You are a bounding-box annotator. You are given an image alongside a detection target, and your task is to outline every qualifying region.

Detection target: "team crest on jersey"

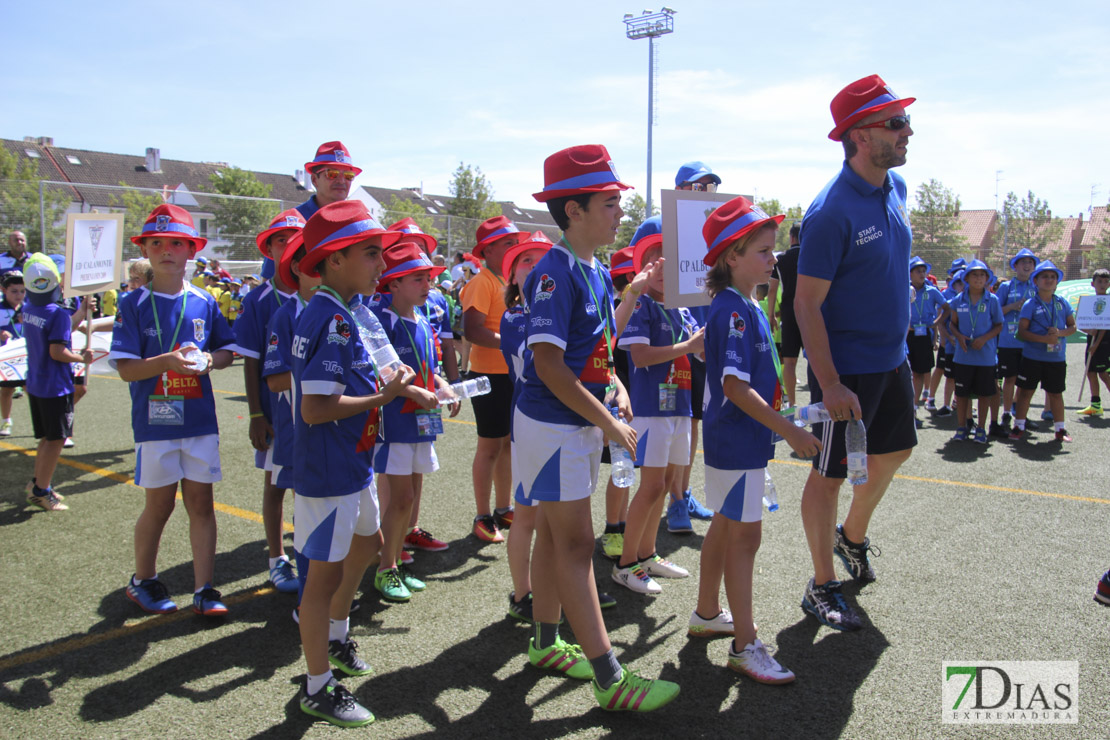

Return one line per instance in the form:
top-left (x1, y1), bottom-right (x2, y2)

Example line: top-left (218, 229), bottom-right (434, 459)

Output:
top-left (327, 313), bottom-right (351, 345)
top-left (369, 293), bottom-right (384, 307)
top-left (268, 332), bottom-right (280, 347)
top-left (634, 300), bottom-right (642, 312)
top-left (729, 312), bottom-right (746, 338)
top-left (191, 318), bottom-right (205, 342)
top-left (534, 274), bottom-right (556, 302)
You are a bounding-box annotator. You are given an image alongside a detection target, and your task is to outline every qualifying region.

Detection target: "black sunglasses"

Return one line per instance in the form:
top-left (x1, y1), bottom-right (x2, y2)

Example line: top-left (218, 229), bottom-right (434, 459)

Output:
top-left (857, 114), bottom-right (911, 131)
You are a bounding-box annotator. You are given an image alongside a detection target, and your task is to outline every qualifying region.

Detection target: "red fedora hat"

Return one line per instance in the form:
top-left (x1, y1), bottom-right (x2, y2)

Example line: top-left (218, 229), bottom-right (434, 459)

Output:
top-left (702, 196), bottom-right (784, 267)
top-left (387, 217), bottom-right (438, 254)
top-left (828, 74), bottom-right (915, 141)
top-left (533, 144), bottom-right (633, 203)
top-left (377, 242), bottom-right (446, 289)
top-left (473, 216), bottom-right (525, 260)
top-left (277, 230), bottom-right (305, 291)
top-left (255, 208), bottom-right (307, 257)
top-left (609, 245), bottom-right (636, 277)
top-left (632, 233), bottom-right (664, 274)
top-left (304, 140), bottom-right (363, 175)
top-left (130, 204), bottom-right (206, 252)
top-left (300, 201), bottom-right (400, 278)
top-left (502, 231), bottom-right (554, 278)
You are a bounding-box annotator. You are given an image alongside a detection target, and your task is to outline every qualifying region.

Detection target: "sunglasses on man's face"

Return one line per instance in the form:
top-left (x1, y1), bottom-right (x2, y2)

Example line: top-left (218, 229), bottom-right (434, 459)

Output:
top-left (688, 182), bottom-right (718, 192)
top-left (857, 114), bottom-right (911, 132)
top-left (320, 168), bottom-right (356, 182)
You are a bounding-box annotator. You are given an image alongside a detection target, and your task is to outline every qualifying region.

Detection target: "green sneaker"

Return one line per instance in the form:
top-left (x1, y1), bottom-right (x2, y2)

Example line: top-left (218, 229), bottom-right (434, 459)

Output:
top-left (600, 532), bottom-right (624, 560)
top-left (594, 666), bottom-right (680, 712)
top-left (374, 567), bottom-right (411, 603)
top-left (399, 566), bottom-right (425, 593)
top-left (528, 637), bottom-right (593, 680)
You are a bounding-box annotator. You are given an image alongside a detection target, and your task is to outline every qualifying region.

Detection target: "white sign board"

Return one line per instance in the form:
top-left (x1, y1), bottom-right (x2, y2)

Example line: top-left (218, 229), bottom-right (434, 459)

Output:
top-left (1075, 294), bottom-right (1110, 331)
top-left (660, 190), bottom-right (751, 308)
top-left (64, 213), bottom-right (125, 296)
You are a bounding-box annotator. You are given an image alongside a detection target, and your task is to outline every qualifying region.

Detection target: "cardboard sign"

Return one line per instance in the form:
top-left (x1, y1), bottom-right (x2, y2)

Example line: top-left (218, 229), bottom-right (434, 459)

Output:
top-left (660, 190), bottom-right (751, 308)
top-left (64, 213), bottom-right (125, 296)
top-left (1075, 294), bottom-right (1110, 331)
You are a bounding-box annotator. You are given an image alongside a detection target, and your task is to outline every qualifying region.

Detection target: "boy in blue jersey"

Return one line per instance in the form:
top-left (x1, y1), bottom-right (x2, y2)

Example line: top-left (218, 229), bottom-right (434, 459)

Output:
top-left (110, 205), bottom-right (240, 616)
top-left (290, 201), bottom-right (413, 727)
top-left (613, 232), bottom-right (703, 595)
top-left (906, 256), bottom-right (946, 426)
top-left (698, 197), bottom-right (819, 683)
top-left (521, 144), bottom-right (679, 711)
top-left (1010, 260), bottom-right (1076, 443)
top-left (1078, 268), bottom-right (1110, 417)
top-left (370, 241), bottom-right (448, 603)
top-left (19, 256), bottom-right (92, 511)
top-left (928, 259), bottom-right (967, 415)
top-left (995, 248), bottom-right (1037, 431)
top-left (238, 209), bottom-right (306, 594)
top-left (0, 270), bottom-right (26, 437)
top-left (941, 260), bottom-right (1003, 444)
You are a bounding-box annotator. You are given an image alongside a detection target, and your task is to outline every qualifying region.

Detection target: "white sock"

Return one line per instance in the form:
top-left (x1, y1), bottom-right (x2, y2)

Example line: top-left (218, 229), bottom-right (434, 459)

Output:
top-left (1054, 421), bottom-right (1065, 432)
top-left (306, 670), bottom-right (333, 696)
top-left (2, 417), bottom-right (10, 423)
top-left (328, 617), bottom-right (349, 643)
top-left (132, 573), bottom-right (155, 586)
top-left (1015, 419), bottom-right (1026, 430)
top-left (268, 555), bottom-right (287, 570)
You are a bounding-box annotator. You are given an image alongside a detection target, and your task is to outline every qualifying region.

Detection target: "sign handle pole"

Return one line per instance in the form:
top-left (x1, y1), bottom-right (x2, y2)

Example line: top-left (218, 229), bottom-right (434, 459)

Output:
top-left (1078, 329), bottom-right (1103, 403)
top-left (84, 312), bottom-right (94, 386)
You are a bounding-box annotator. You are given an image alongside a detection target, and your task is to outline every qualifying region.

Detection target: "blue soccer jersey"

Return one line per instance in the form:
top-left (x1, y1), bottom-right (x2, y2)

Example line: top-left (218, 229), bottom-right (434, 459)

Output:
top-left (799, 163), bottom-right (913, 375)
top-left (22, 301), bottom-right (73, 398)
top-left (234, 280), bottom-right (294, 422)
top-left (500, 303), bottom-right (529, 436)
top-left (292, 290), bottom-right (379, 498)
top-left (617, 294), bottom-right (696, 418)
top-left (948, 291), bottom-right (1003, 366)
top-left (702, 287), bottom-right (781, 470)
top-left (109, 284), bottom-right (239, 443)
top-left (910, 284), bottom-right (946, 339)
top-left (262, 297), bottom-right (304, 474)
top-left (368, 289), bottom-right (451, 374)
top-left (375, 307), bottom-right (440, 443)
top-left (518, 243), bottom-right (616, 427)
top-left (1019, 294), bottom-right (1073, 363)
top-left (0, 297), bottom-right (22, 343)
top-left (997, 278), bottom-right (1035, 350)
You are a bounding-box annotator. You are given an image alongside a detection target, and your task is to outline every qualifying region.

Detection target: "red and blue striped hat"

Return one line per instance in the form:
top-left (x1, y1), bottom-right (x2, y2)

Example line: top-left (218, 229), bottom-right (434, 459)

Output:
top-left (130, 204), bottom-right (206, 251)
top-left (502, 231), bottom-right (554, 278)
top-left (387, 217), bottom-right (438, 255)
top-left (702, 196), bottom-right (784, 267)
top-left (378, 241), bottom-right (446, 289)
top-left (304, 141), bottom-right (363, 175)
top-left (300, 201), bottom-right (400, 278)
top-left (473, 216), bottom-right (525, 259)
top-left (277, 230), bottom-right (305, 290)
top-left (609, 245), bottom-right (636, 277)
top-left (255, 209), bottom-right (307, 257)
top-left (533, 144), bottom-right (633, 203)
top-left (828, 74), bottom-right (915, 141)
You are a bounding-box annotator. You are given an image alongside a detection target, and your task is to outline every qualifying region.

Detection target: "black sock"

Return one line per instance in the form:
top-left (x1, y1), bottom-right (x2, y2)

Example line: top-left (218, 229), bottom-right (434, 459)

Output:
top-left (619, 521), bottom-right (626, 533)
top-left (604, 522), bottom-right (621, 534)
top-left (1093, 396), bottom-right (1101, 405)
top-left (534, 622), bottom-right (559, 650)
top-left (590, 650), bottom-right (623, 690)
top-left (33, 484), bottom-right (49, 496)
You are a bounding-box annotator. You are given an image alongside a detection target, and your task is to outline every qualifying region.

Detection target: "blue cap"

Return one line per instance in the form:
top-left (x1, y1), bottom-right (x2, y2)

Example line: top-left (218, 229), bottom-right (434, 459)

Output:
top-left (48, 253), bottom-right (65, 270)
top-left (961, 259), bottom-right (995, 287)
top-left (674, 161), bottom-right (721, 188)
top-left (195, 256), bottom-right (208, 266)
top-left (1030, 259), bottom-right (1063, 284)
top-left (630, 215), bottom-right (662, 246)
top-left (1009, 248), bottom-right (1037, 270)
top-left (948, 258), bottom-right (967, 276)
top-left (909, 255), bottom-right (932, 274)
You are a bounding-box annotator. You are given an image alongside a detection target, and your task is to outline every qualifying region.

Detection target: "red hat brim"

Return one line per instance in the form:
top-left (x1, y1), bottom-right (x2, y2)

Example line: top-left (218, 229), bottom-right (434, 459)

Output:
top-left (473, 231), bottom-right (527, 260)
top-left (632, 234), bottom-right (664, 275)
top-left (377, 264), bottom-right (447, 289)
top-left (299, 230), bottom-right (402, 279)
top-left (304, 162), bottom-right (363, 176)
top-left (828, 97), bottom-right (916, 141)
top-left (532, 181), bottom-right (633, 204)
top-left (502, 240), bottom-right (553, 277)
top-left (255, 226), bottom-right (303, 258)
top-left (703, 215), bottom-right (785, 267)
top-left (277, 232), bottom-right (304, 291)
top-left (130, 234), bottom-right (206, 253)
top-left (394, 232), bottom-right (438, 255)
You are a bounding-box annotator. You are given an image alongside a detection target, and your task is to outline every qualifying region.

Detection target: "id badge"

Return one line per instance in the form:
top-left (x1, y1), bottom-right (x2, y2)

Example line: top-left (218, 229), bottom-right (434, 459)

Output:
top-left (1049, 342), bottom-right (1061, 354)
top-left (1007, 321), bottom-right (1018, 337)
top-left (913, 324), bottom-right (928, 337)
top-left (416, 409), bottom-right (444, 436)
top-left (658, 384), bottom-right (677, 412)
top-left (148, 395), bottom-right (184, 426)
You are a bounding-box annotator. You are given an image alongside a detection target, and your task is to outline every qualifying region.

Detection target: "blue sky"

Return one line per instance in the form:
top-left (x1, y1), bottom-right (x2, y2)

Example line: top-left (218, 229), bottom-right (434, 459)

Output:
top-left (2, 1), bottom-right (1107, 219)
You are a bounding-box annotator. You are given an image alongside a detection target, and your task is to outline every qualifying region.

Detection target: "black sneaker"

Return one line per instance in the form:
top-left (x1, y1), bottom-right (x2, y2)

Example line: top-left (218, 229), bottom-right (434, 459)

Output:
top-left (1001, 412), bottom-right (1012, 426)
top-left (300, 677), bottom-right (374, 728)
top-left (508, 591), bottom-right (534, 623)
top-left (328, 638), bottom-right (373, 676)
top-left (934, 406), bottom-right (953, 418)
top-left (990, 421), bottom-right (1008, 438)
top-left (801, 578), bottom-right (861, 631)
top-left (833, 524), bottom-right (878, 583)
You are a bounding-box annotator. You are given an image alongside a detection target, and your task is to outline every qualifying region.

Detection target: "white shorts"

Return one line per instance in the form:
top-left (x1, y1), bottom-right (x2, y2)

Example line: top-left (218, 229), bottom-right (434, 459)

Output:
top-left (633, 416), bottom-right (691, 468)
top-left (704, 465), bottom-right (765, 523)
top-left (294, 483), bottom-right (380, 562)
top-left (373, 441), bottom-right (440, 475)
top-left (135, 434), bottom-right (222, 489)
top-left (510, 440), bottom-right (536, 508)
top-left (253, 442), bottom-right (273, 472)
top-left (513, 408), bottom-right (603, 503)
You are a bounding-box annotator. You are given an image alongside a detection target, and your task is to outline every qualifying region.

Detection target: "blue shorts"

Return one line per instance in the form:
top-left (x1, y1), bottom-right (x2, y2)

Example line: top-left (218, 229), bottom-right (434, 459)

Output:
top-left (513, 408), bottom-right (603, 503)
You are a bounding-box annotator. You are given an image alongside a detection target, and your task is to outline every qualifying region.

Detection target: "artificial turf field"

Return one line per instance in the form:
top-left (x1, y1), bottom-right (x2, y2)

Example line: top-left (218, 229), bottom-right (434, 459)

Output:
top-left (1, 352), bottom-right (1107, 739)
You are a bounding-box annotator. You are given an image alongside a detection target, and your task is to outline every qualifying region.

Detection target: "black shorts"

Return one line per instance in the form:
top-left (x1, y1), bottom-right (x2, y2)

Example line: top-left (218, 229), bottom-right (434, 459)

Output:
top-left (690, 356), bottom-right (705, 421)
top-left (997, 347), bottom-right (1023, 378)
top-left (808, 359), bottom-right (917, 480)
top-left (28, 392), bottom-right (74, 441)
top-left (952, 363), bottom-right (999, 398)
top-left (470, 371), bottom-right (512, 438)
top-left (1016, 358), bottom-right (1066, 394)
top-left (0, 379), bottom-right (25, 388)
top-left (1086, 333), bottom-right (1110, 374)
top-left (73, 374), bottom-right (86, 387)
top-left (937, 346), bottom-right (955, 377)
top-left (780, 311), bottom-right (803, 359)
top-left (905, 333), bottom-right (935, 374)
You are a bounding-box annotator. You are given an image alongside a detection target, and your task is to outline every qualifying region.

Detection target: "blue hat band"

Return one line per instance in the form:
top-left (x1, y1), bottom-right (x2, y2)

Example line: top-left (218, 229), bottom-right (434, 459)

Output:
top-left (315, 218), bottom-right (385, 249)
top-left (312, 152), bottom-right (353, 165)
top-left (142, 221), bottom-right (198, 239)
top-left (848, 91), bottom-right (900, 119)
top-left (482, 225), bottom-right (520, 241)
top-left (709, 208), bottom-right (771, 251)
top-left (543, 169), bottom-right (619, 193)
top-left (382, 256), bottom-right (434, 281)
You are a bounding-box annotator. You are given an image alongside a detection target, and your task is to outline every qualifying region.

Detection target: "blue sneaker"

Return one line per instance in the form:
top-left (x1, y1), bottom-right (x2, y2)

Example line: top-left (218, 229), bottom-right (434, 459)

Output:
top-left (1041, 409), bottom-right (1054, 421)
top-left (269, 557), bottom-right (299, 594)
top-left (951, 427), bottom-right (968, 441)
top-left (192, 584), bottom-right (229, 617)
top-left (126, 576), bottom-right (178, 614)
top-left (684, 491), bottom-right (714, 520)
top-left (666, 499), bottom-right (693, 534)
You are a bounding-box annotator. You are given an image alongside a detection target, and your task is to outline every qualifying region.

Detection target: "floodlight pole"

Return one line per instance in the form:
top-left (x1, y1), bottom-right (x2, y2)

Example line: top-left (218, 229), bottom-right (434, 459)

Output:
top-left (646, 35), bottom-right (655, 216)
top-left (624, 10), bottom-right (674, 218)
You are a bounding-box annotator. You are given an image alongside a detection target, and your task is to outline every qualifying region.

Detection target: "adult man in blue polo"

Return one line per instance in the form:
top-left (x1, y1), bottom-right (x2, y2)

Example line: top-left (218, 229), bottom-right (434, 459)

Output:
top-left (794, 75), bottom-right (917, 631)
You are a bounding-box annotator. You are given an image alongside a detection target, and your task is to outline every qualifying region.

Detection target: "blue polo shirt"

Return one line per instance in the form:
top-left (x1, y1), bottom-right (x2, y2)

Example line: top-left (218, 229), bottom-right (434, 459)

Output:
top-left (234, 280), bottom-right (295, 422)
top-left (909, 284), bottom-right (946, 338)
top-left (22, 301), bottom-right (73, 398)
top-left (373, 307), bottom-right (439, 444)
top-left (798, 162), bottom-right (913, 374)
top-left (292, 289), bottom-right (379, 498)
top-left (617, 294), bottom-right (696, 418)
top-left (109, 284), bottom-right (240, 442)
top-left (947, 290), bottom-right (1003, 367)
top-left (519, 243), bottom-right (616, 427)
top-left (1019, 294), bottom-right (1072, 363)
top-left (262, 297), bottom-right (305, 474)
top-left (702, 287), bottom-right (780, 470)
top-left (996, 278), bottom-right (1035, 349)
top-left (0, 297), bottom-right (22, 343)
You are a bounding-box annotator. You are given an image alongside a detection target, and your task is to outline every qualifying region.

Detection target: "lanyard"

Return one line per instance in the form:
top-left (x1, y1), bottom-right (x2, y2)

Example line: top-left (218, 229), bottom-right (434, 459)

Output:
top-left (562, 238), bottom-right (617, 392)
top-left (913, 287), bottom-right (930, 323)
top-left (397, 312), bottom-right (433, 389)
top-left (151, 289), bottom-right (188, 355)
top-left (316, 285), bottom-right (346, 305)
top-left (966, 293), bottom-right (986, 335)
top-left (1033, 295), bottom-right (1057, 331)
top-left (270, 280), bottom-right (285, 307)
top-left (651, 299), bottom-right (686, 383)
top-left (732, 287), bottom-right (783, 386)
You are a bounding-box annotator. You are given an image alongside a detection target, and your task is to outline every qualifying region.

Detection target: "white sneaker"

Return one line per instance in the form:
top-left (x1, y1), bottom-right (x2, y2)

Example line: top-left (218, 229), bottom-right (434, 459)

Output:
top-left (688, 608), bottom-right (734, 637)
top-left (63, 437), bottom-right (75, 448)
top-left (728, 638), bottom-right (795, 684)
top-left (641, 553), bottom-right (689, 579)
top-left (0, 420), bottom-right (11, 436)
top-left (611, 563), bottom-right (662, 595)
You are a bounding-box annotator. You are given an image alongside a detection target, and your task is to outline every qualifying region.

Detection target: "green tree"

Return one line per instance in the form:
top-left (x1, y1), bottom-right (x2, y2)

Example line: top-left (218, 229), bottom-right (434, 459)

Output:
top-left (996, 190), bottom-right (1064, 260)
top-left (381, 195), bottom-right (440, 242)
top-left (756, 198), bottom-right (805, 253)
top-left (613, 192), bottom-right (657, 254)
top-left (446, 163), bottom-right (500, 252)
top-left (206, 167), bottom-right (281, 260)
top-left (109, 182), bottom-right (165, 259)
top-left (909, 179), bottom-right (968, 268)
top-left (0, 146), bottom-right (72, 254)
top-left (1087, 201), bottom-right (1110, 271)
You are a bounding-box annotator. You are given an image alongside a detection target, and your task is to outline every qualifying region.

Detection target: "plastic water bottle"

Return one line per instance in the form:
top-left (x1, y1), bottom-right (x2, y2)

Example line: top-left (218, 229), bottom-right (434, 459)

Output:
top-left (351, 304), bottom-right (402, 380)
top-left (846, 419), bottom-right (868, 486)
top-left (793, 402), bottom-right (833, 427)
top-left (608, 406), bottom-right (636, 488)
top-left (180, 342), bottom-right (208, 373)
top-left (436, 376), bottom-right (492, 405)
top-left (762, 469), bottom-right (779, 512)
